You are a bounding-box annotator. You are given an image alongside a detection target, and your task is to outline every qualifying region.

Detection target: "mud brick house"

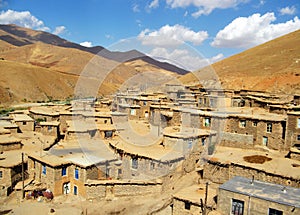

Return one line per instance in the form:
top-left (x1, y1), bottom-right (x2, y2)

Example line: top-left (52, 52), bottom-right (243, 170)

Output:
top-left (218, 176), bottom-right (300, 215)
top-left (29, 107), bottom-right (60, 122)
top-left (0, 119), bottom-right (18, 134)
top-left (0, 150), bottom-right (25, 197)
top-left (117, 104), bottom-right (141, 120)
top-left (0, 135), bottom-right (22, 151)
top-left (37, 121), bottom-right (60, 139)
top-left (27, 139), bottom-right (118, 197)
top-left (286, 111), bottom-right (300, 160)
top-left (172, 184), bottom-right (218, 215)
top-left (223, 109), bottom-right (287, 150)
top-left (203, 146), bottom-right (300, 188)
top-left (11, 114), bottom-right (34, 132)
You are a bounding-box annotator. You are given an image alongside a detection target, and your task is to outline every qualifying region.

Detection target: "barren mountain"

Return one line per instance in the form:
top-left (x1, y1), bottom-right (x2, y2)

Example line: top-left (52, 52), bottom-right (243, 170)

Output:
top-left (0, 24), bottom-right (188, 75)
top-left (180, 30), bottom-right (300, 94)
top-left (0, 25), bottom-right (181, 106)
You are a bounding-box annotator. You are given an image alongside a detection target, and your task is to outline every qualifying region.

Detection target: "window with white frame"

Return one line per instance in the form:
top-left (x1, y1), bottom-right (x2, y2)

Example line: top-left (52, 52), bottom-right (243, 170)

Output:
top-left (267, 123), bottom-right (272, 133)
top-left (298, 118), bottom-right (300, 128)
top-left (239, 120), bottom-right (246, 128)
top-left (204, 118), bottom-right (211, 127)
top-left (231, 199), bottom-right (244, 215)
top-left (131, 157), bottom-right (138, 169)
top-left (42, 165), bottom-right (46, 175)
top-left (268, 208), bottom-right (283, 215)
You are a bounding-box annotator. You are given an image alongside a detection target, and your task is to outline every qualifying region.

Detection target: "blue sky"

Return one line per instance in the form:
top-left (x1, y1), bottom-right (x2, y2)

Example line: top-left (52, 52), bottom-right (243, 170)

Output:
top-left (0, 0), bottom-right (299, 70)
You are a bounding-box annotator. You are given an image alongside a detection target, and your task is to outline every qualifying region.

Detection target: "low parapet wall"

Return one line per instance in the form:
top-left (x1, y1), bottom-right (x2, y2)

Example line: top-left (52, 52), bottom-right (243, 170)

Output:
top-left (85, 179), bottom-right (162, 199)
top-left (219, 132), bottom-right (253, 148)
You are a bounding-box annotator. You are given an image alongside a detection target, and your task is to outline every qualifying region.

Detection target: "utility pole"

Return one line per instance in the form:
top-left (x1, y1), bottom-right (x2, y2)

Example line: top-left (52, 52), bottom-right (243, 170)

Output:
top-left (203, 182), bottom-right (209, 215)
top-left (21, 152), bottom-right (25, 199)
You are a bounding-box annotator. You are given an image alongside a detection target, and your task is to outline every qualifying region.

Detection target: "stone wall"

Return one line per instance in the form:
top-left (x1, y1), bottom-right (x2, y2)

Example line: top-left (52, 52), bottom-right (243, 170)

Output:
top-left (85, 180), bottom-right (162, 200)
top-left (0, 142), bottom-right (22, 151)
top-left (173, 197), bottom-right (202, 215)
top-left (218, 189), bottom-right (300, 215)
top-left (286, 114), bottom-right (300, 149)
top-left (203, 160), bottom-right (300, 188)
top-left (219, 132), bottom-right (254, 149)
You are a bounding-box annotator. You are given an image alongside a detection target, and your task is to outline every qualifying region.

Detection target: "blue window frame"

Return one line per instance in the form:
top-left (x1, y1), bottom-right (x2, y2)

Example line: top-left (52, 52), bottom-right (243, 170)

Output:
top-left (74, 185), bottom-right (78, 195)
top-left (62, 167), bottom-right (67, 176)
top-left (42, 165), bottom-right (46, 175)
top-left (74, 168), bottom-right (79, 179)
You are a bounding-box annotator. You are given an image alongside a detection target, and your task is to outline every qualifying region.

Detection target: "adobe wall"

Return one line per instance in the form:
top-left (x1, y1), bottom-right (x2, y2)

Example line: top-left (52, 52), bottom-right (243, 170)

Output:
top-left (16, 121), bottom-right (34, 132)
top-left (286, 114), bottom-right (300, 149)
top-left (85, 181), bottom-right (162, 200)
top-left (173, 198), bottom-right (201, 215)
top-left (203, 161), bottom-right (300, 188)
top-left (219, 132), bottom-right (253, 149)
top-left (218, 189), bottom-right (300, 215)
top-left (0, 167), bottom-right (11, 188)
top-left (29, 113), bottom-right (59, 122)
top-left (0, 142), bottom-right (22, 151)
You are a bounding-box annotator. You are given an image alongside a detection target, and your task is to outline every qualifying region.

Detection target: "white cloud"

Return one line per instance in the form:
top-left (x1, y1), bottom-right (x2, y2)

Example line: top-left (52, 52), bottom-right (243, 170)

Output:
top-left (280, 6), bottom-right (296, 16)
top-left (138, 24), bottom-right (208, 47)
top-left (166, 0), bottom-right (248, 18)
top-left (132, 4), bottom-right (140, 12)
top-left (149, 0), bottom-right (159, 9)
top-left (0, 9), bottom-right (50, 31)
top-left (53, 25), bottom-right (66, 35)
top-left (149, 47), bottom-right (224, 71)
top-left (211, 13), bottom-right (300, 49)
top-left (80, 41), bottom-right (93, 47)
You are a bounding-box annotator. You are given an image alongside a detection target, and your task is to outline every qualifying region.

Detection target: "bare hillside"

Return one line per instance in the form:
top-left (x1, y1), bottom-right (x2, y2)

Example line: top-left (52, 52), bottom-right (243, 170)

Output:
top-left (180, 30), bottom-right (300, 94)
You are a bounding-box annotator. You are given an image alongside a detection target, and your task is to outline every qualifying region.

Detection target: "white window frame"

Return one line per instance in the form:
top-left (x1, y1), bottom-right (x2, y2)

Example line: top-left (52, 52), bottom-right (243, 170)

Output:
top-left (239, 120), bottom-right (246, 128)
top-left (267, 123), bottom-right (272, 133)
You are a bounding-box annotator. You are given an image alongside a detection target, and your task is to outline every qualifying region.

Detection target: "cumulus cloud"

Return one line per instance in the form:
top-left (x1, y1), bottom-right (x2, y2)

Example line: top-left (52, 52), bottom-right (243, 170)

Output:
top-left (149, 47), bottom-right (224, 71)
top-left (53, 26), bottom-right (66, 35)
top-left (80, 41), bottom-right (93, 47)
top-left (211, 13), bottom-right (300, 49)
top-left (0, 9), bottom-right (50, 31)
top-left (149, 0), bottom-right (159, 9)
top-left (165, 0), bottom-right (248, 18)
top-left (132, 4), bottom-right (140, 12)
top-left (138, 24), bottom-right (208, 47)
top-left (280, 6), bottom-right (296, 15)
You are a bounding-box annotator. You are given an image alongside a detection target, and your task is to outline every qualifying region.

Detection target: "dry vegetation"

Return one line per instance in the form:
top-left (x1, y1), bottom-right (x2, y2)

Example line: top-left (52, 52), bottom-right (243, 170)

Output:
top-left (180, 30), bottom-right (300, 94)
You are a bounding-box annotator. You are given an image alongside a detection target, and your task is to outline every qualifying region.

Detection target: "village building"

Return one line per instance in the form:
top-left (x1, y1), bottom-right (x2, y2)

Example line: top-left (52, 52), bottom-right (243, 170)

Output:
top-left (202, 146), bottom-right (300, 188)
top-left (29, 106), bottom-right (60, 122)
top-left (0, 135), bottom-right (22, 151)
top-left (35, 121), bottom-right (60, 140)
top-left (10, 114), bottom-right (34, 132)
top-left (172, 184), bottom-right (218, 215)
top-left (218, 176), bottom-right (300, 215)
top-left (27, 138), bottom-right (118, 197)
top-left (0, 118), bottom-right (19, 134)
top-left (0, 150), bottom-right (25, 197)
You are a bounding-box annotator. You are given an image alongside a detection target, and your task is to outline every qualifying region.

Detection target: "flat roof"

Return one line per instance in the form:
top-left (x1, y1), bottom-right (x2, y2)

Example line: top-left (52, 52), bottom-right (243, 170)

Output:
top-left (179, 107), bottom-right (286, 121)
top-left (0, 150), bottom-right (23, 167)
top-left (109, 137), bottom-right (184, 162)
top-left (29, 107), bottom-right (60, 116)
top-left (39, 121), bottom-right (60, 126)
top-left (163, 126), bottom-right (213, 138)
top-left (220, 176), bottom-right (300, 208)
top-left (0, 134), bottom-right (22, 144)
top-left (173, 184), bottom-right (217, 206)
top-left (11, 114), bottom-right (34, 122)
top-left (0, 119), bottom-right (18, 128)
top-left (208, 146), bottom-right (300, 179)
